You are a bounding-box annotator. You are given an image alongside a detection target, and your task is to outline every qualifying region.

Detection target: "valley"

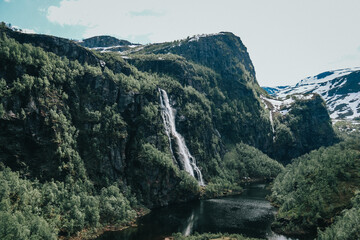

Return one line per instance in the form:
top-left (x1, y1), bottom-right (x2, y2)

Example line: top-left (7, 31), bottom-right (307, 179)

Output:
top-left (0, 21), bottom-right (359, 240)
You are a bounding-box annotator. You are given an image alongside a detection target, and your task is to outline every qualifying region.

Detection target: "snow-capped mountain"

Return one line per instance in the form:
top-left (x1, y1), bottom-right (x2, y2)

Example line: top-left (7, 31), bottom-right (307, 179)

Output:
top-left (264, 68), bottom-right (360, 119)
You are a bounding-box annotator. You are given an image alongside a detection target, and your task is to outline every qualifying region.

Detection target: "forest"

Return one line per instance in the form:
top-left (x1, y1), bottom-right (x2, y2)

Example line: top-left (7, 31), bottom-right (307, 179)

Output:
top-left (270, 129), bottom-right (360, 239)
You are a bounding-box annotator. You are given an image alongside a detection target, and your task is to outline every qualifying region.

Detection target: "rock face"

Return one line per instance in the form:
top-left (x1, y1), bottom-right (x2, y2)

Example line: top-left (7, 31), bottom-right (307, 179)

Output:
top-left (138, 32), bottom-right (262, 97)
top-left (128, 33), bottom-right (273, 153)
top-left (0, 25), bottom-right (337, 207)
top-left (264, 68), bottom-right (360, 119)
top-left (262, 94), bottom-right (337, 164)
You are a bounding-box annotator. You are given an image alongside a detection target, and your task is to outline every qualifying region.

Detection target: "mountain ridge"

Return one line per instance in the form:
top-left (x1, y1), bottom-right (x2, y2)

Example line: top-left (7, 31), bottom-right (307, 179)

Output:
top-left (263, 67), bottom-right (360, 119)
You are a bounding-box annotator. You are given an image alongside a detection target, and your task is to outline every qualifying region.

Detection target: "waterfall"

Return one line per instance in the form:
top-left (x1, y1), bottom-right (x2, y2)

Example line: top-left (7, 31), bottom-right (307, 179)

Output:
top-left (269, 110), bottom-right (276, 141)
top-left (158, 88), bottom-right (205, 186)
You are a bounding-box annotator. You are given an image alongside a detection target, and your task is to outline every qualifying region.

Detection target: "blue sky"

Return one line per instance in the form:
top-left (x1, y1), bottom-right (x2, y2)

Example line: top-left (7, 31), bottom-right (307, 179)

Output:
top-left (1, 0), bottom-right (360, 87)
top-left (0, 0), bottom-right (87, 39)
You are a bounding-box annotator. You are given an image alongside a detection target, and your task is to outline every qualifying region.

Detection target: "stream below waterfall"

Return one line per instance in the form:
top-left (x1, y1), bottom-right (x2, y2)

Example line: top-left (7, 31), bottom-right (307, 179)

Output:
top-left (97, 183), bottom-right (307, 240)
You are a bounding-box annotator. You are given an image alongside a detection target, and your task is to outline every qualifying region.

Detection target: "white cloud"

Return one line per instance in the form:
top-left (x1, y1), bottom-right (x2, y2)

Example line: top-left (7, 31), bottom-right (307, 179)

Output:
top-left (46, 0), bottom-right (360, 87)
top-left (47, 0), bottom-right (172, 42)
top-left (4, 0), bottom-right (11, 2)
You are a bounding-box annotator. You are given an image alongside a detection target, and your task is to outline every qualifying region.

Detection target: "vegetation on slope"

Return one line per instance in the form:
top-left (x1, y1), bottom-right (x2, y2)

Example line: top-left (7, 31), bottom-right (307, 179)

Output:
top-left (203, 143), bottom-right (284, 198)
top-left (270, 139), bottom-right (360, 236)
top-left (224, 143), bottom-right (284, 179)
top-left (0, 166), bottom-right (138, 239)
top-left (0, 29), bottom-right (142, 238)
top-left (271, 94), bottom-right (338, 164)
top-left (317, 190), bottom-right (360, 240)
top-left (127, 53), bottom-right (273, 154)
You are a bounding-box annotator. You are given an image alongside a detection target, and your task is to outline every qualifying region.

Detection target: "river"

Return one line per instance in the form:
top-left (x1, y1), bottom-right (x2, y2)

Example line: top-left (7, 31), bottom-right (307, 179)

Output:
top-left (97, 183), bottom-right (296, 240)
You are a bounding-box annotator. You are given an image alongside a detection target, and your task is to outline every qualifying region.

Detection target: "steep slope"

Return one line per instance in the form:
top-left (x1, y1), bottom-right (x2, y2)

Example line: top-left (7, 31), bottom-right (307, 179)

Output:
top-left (264, 68), bottom-right (360, 119)
top-left (136, 32), bottom-right (264, 96)
top-left (0, 26), bottom-right (200, 210)
top-left (270, 139), bottom-right (360, 237)
top-left (124, 33), bottom-right (274, 153)
top-left (81, 32), bottom-right (338, 163)
top-left (261, 93), bottom-right (337, 164)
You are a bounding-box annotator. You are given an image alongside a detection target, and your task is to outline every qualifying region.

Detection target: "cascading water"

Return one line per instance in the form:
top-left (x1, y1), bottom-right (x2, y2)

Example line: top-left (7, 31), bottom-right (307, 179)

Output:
top-left (269, 110), bottom-right (276, 141)
top-left (158, 88), bottom-right (205, 186)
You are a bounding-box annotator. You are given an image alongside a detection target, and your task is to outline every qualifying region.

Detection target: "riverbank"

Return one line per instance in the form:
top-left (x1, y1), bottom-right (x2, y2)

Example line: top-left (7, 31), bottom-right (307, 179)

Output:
top-left (201, 178), bottom-right (274, 199)
top-left (166, 232), bottom-right (261, 240)
top-left (63, 207), bottom-right (150, 240)
top-left (95, 183), bottom-right (291, 240)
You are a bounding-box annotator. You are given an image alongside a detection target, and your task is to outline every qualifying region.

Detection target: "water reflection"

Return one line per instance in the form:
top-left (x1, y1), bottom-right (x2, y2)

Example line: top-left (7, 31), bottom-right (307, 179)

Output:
top-left (97, 183), bottom-right (298, 240)
top-left (183, 210), bottom-right (195, 236)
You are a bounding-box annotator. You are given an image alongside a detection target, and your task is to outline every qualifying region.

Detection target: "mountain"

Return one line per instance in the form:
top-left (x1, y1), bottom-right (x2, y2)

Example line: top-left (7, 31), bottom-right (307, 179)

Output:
top-left (78, 35), bottom-right (141, 53)
top-left (79, 35), bottom-right (133, 48)
top-left (264, 68), bottom-right (360, 119)
top-left (0, 23), bottom-right (338, 238)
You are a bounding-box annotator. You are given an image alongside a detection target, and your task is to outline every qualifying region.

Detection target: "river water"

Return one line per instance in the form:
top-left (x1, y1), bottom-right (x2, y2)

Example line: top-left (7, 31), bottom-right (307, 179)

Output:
top-left (97, 183), bottom-right (295, 240)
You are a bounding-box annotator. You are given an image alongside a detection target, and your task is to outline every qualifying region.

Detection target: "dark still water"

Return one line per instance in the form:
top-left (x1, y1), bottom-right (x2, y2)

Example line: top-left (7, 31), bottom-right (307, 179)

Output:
top-left (97, 183), bottom-right (294, 240)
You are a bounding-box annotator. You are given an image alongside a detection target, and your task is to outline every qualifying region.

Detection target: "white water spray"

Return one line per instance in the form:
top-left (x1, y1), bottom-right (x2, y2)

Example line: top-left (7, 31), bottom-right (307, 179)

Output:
top-left (158, 88), bottom-right (205, 186)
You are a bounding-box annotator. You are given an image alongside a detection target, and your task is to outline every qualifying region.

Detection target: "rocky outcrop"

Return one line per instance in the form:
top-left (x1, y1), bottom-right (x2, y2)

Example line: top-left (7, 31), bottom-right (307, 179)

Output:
top-left (268, 94), bottom-right (338, 164)
top-left (138, 32), bottom-right (263, 98)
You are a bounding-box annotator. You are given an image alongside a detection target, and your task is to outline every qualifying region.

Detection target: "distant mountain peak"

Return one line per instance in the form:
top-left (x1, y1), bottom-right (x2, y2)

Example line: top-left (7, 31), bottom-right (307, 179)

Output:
top-left (79, 35), bottom-right (134, 48)
top-left (78, 35), bottom-right (141, 53)
top-left (263, 67), bottom-right (360, 120)
top-left (295, 67), bottom-right (360, 87)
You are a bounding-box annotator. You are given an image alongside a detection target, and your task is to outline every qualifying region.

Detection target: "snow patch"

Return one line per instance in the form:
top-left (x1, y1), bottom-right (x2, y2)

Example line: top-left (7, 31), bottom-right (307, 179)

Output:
top-left (273, 67), bottom-right (360, 119)
top-left (188, 33), bottom-right (225, 42)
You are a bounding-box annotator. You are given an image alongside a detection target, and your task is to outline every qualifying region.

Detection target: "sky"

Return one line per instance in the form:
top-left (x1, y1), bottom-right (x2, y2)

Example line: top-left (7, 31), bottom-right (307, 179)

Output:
top-left (1, 0), bottom-right (360, 87)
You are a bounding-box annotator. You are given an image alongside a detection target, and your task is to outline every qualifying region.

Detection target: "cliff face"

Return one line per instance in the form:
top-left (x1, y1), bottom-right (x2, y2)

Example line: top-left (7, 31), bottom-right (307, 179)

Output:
top-left (0, 27), bottom-right (203, 207)
top-left (129, 33), bottom-right (273, 152)
top-left (269, 94), bottom-right (337, 164)
top-left (138, 32), bottom-right (262, 96)
top-left (0, 25), bottom-right (337, 207)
